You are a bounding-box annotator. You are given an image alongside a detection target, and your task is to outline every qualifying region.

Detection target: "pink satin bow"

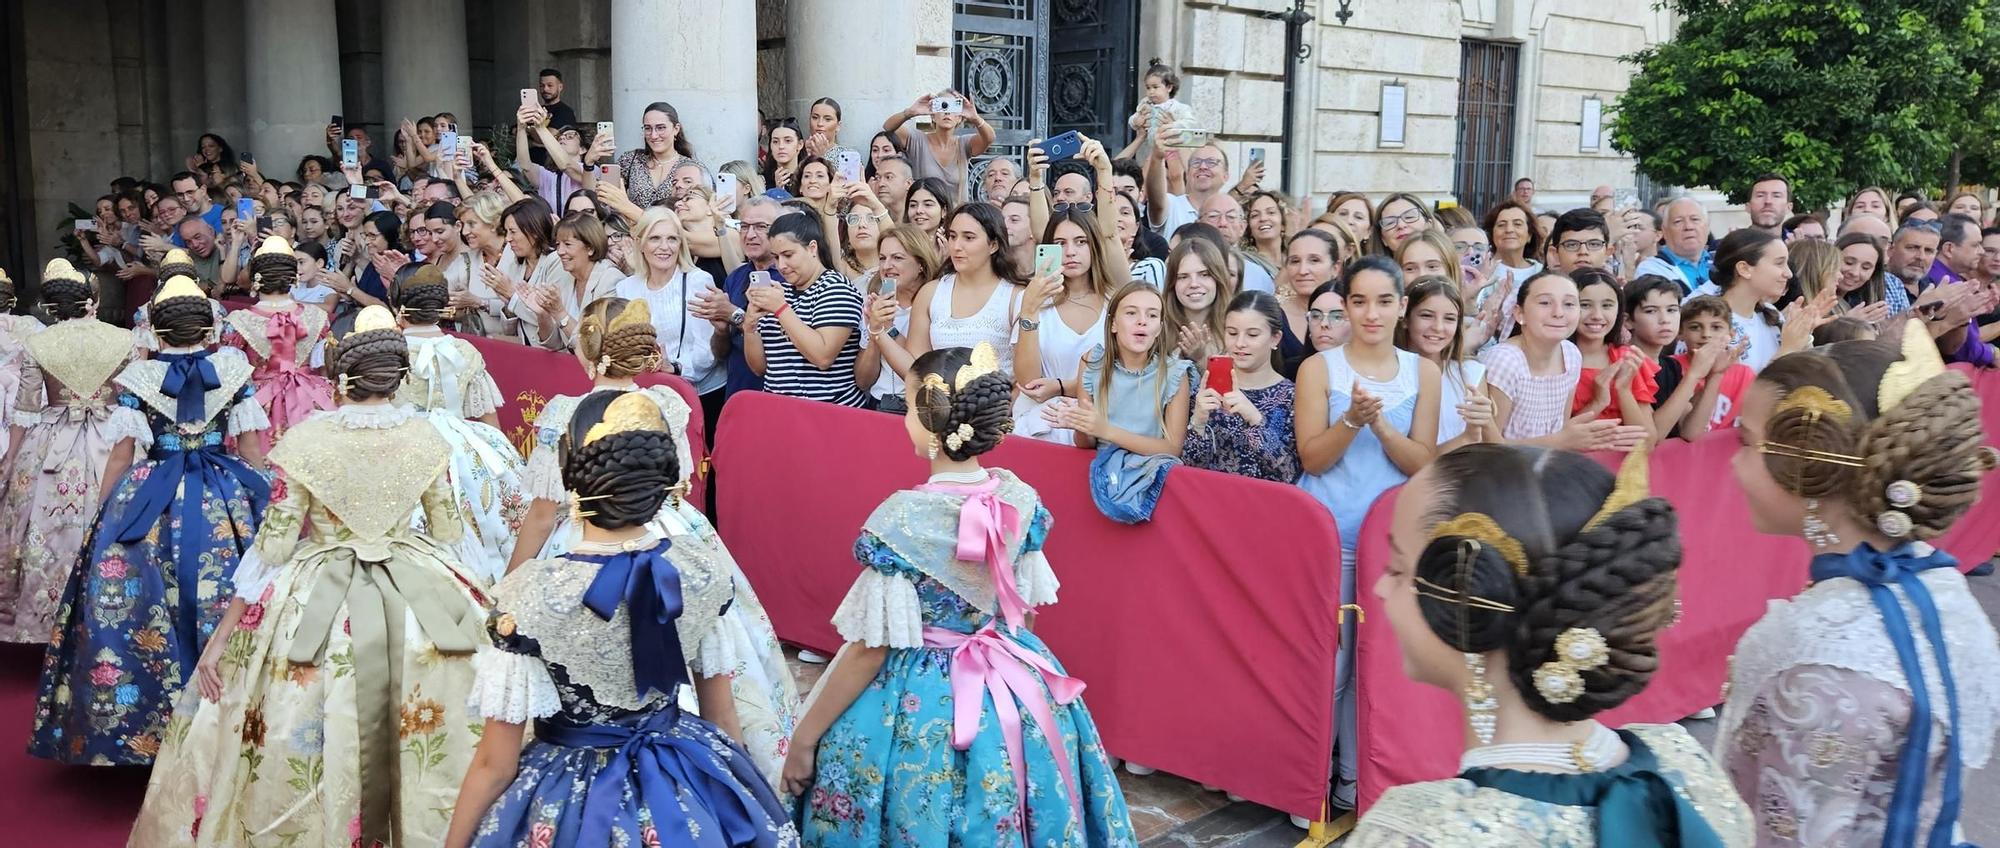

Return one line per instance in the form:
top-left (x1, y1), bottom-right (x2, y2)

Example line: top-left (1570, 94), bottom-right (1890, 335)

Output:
top-left (264, 308), bottom-right (307, 374)
top-left (923, 624), bottom-right (1087, 826)
top-left (918, 475), bottom-right (1029, 627)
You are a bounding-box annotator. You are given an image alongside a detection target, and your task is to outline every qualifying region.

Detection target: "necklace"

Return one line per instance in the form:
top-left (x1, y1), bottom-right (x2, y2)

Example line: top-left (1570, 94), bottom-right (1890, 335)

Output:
top-left (1459, 721), bottom-right (1623, 774)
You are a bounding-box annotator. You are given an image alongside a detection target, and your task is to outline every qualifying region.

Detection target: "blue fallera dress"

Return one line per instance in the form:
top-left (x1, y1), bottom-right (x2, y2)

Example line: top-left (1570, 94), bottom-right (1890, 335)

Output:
top-left (471, 534), bottom-right (798, 847)
top-left (798, 468), bottom-right (1136, 847)
top-left (30, 347), bottom-right (270, 765)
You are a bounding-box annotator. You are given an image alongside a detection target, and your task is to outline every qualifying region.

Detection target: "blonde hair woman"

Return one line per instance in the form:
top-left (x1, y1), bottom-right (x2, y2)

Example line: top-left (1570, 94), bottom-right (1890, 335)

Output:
top-left (615, 207), bottom-right (725, 404)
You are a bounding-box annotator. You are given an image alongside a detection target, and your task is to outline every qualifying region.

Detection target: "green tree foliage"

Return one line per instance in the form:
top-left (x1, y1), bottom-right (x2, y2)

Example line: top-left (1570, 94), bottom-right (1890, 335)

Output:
top-left (1612, 0), bottom-right (1994, 208)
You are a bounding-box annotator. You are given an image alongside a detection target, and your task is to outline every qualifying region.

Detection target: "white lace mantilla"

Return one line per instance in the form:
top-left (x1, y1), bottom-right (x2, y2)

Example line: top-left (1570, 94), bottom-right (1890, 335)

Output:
top-left (466, 645), bottom-right (562, 723)
top-left (1719, 564), bottom-right (2000, 769)
top-left (314, 402), bottom-right (423, 430)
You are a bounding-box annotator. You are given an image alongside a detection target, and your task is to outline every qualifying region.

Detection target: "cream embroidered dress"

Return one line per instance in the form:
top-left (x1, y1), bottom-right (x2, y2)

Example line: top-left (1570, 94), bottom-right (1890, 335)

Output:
top-left (398, 330), bottom-right (527, 584)
top-left (524, 386), bottom-right (799, 784)
top-left (0, 316), bottom-right (143, 643)
top-left (129, 403), bottom-right (489, 848)
top-left (0, 311), bottom-right (45, 457)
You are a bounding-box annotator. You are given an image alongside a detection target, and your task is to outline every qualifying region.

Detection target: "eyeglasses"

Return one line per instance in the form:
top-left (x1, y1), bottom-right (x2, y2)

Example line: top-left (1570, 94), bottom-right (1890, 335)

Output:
top-left (739, 222), bottom-right (772, 233)
top-left (1306, 309), bottom-right (1348, 324)
top-left (1053, 202), bottom-right (1095, 213)
top-left (1558, 239), bottom-right (1609, 252)
top-left (1382, 211), bottom-right (1426, 228)
top-left (642, 124), bottom-right (674, 137)
top-left (1454, 241), bottom-right (1491, 257)
top-left (843, 212), bottom-right (882, 226)
top-left (1203, 211), bottom-right (1244, 224)
top-left (1189, 157), bottom-right (1223, 169)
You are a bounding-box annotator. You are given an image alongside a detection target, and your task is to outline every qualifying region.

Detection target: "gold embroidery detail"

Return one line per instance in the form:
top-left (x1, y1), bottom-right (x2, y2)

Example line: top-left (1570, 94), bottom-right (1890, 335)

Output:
top-left (22, 319), bottom-right (134, 400)
top-left (267, 414), bottom-right (451, 541)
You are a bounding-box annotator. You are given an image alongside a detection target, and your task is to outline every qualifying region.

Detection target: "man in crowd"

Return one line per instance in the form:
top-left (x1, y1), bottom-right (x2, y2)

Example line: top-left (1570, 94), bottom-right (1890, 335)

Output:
top-left (1887, 220), bottom-right (1941, 305)
top-left (1145, 129), bottom-right (1234, 235)
top-left (178, 216), bottom-right (245, 295)
top-left (1783, 214), bottom-right (1826, 242)
top-left (869, 155), bottom-right (914, 223)
top-left (697, 196), bottom-right (787, 400)
top-left (1512, 177), bottom-right (1535, 208)
top-left (1635, 197), bottom-right (1711, 293)
top-left (980, 157), bottom-right (1020, 201)
top-left (169, 171), bottom-right (225, 247)
top-left (528, 68), bottom-right (577, 167)
top-left (1838, 213), bottom-right (1893, 251)
top-left (1931, 214), bottom-right (1981, 286)
top-left (1743, 173), bottom-right (1791, 237)
top-left (1196, 192), bottom-right (1274, 294)
top-left (1589, 185), bottom-right (1614, 213)
top-left (1048, 160), bottom-right (1095, 205)
top-left (1548, 209), bottom-right (1611, 273)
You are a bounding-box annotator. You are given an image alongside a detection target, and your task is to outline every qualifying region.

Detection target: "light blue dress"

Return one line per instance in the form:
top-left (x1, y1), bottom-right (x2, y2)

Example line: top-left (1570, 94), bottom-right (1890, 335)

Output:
top-left (798, 469), bottom-right (1137, 847)
top-left (1297, 346), bottom-right (1420, 808)
top-left (1078, 345), bottom-right (1194, 523)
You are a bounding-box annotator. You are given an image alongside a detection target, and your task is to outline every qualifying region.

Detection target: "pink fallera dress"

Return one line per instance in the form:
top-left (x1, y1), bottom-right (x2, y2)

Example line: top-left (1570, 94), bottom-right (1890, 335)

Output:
top-left (219, 301), bottom-right (334, 440)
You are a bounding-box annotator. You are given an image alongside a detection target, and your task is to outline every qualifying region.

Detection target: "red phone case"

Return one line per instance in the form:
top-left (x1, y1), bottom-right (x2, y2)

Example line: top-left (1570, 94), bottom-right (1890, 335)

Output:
top-left (1206, 355), bottom-right (1233, 395)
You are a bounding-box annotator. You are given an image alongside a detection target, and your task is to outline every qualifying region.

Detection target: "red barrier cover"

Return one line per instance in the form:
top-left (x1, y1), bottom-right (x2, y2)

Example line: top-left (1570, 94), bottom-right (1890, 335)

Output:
top-left (453, 333), bottom-right (707, 510)
top-left (710, 391), bottom-right (1344, 819)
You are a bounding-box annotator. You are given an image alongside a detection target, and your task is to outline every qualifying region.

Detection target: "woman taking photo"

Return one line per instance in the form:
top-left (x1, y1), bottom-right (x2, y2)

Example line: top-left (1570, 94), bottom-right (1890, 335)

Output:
top-left (830, 183), bottom-right (891, 285)
top-left (1295, 256), bottom-right (1440, 814)
top-left (348, 210), bottom-right (404, 309)
top-left (1162, 237), bottom-right (1234, 364)
top-left (883, 89), bottom-right (998, 204)
top-left (1278, 229), bottom-right (1343, 378)
top-left (1398, 276), bottom-right (1494, 451)
top-left (615, 208), bottom-right (725, 426)
top-left (874, 203), bottom-right (1026, 384)
top-left (1013, 207), bottom-right (1120, 443)
top-left (615, 101), bottom-right (695, 209)
top-left (1185, 290), bottom-right (1301, 482)
top-left (854, 225), bottom-right (943, 411)
top-left (744, 213), bottom-right (870, 407)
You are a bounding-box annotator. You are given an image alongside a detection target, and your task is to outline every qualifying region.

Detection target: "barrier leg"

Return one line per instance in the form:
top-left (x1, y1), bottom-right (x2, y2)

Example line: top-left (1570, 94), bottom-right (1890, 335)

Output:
top-left (1293, 800), bottom-right (1356, 847)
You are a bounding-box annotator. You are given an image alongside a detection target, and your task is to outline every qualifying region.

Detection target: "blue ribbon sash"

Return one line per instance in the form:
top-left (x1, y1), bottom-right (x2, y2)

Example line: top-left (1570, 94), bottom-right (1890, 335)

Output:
top-left (535, 709), bottom-right (775, 847)
top-left (1462, 731), bottom-right (1727, 848)
top-left (570, 541), bottom-right (689, 700)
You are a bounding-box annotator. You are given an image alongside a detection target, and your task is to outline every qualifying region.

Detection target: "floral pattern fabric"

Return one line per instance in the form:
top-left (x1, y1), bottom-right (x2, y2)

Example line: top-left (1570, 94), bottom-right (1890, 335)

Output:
top-left (1182, 380), bottom-right (1301, 483)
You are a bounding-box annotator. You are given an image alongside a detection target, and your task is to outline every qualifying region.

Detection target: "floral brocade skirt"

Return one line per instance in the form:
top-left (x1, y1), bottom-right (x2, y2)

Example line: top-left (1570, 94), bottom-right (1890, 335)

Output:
top-left (30, 460), bottom-right (259, 765)
top-left (796, 632), bottom-right (1137, 848)
top-left (0, 415), bottom-right (121, 643)
top-left (128, 538), bottom-right (486, 847)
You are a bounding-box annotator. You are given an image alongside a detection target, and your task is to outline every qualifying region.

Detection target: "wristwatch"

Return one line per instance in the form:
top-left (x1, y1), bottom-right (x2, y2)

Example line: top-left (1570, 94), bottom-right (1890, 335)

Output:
top-left (729, 308), bottom-right (746, 327)
top-left (1016, 317), bottom-right (1039, 332)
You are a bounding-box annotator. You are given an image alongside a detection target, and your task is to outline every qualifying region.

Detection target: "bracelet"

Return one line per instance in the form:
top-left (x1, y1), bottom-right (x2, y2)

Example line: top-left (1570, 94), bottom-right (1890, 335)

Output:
top-left (1339, 415), bottom-right (1364, 430)
top-left (775, 303), bottom-right (792, 319)
top-left (1056, 377), bottom-right (1065, 395)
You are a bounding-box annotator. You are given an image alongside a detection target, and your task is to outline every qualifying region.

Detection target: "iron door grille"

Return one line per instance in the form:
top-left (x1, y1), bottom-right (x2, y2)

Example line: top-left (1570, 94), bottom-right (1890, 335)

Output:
top-left (1454, 39), bottom-right (1520, 219)
top-left (955, 0), bottom-right (1049, 196)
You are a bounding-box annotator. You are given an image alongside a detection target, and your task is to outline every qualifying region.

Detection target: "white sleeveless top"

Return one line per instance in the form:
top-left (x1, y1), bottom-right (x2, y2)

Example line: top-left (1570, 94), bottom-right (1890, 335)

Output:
top-left (927, 274), bottom-right (1020, 378)
top-left (1013, 302), bottom-right (1107, 444)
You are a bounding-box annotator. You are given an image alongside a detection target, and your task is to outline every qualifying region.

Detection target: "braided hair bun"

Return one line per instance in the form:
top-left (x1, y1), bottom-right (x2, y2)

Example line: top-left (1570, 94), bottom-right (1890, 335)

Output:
top-left (249, 249), bottom-right (298, 295)
top-left (151, 295), bottom-right (215, 347)
top-left (1411, 445), bottom-right (1681, 722)
top-left (397, 266), bottom-right (451, 325)
top-left (40, 259), bottom-right (92, 320)
top-left (909, 346), bottom-right (1014, 461)
top-left (560, 390), bottom-right (680, 529)
top-left (577, 297), bottom-right (662, 378)
top-left (331, 328), bottom-right (409, 401)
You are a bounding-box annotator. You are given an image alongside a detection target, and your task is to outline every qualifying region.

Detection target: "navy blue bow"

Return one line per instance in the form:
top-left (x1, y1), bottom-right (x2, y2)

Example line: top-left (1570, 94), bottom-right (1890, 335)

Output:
top-left (536, 708), bottom-right (774, 848)
top-left (572, 540), bottom-right (688, 700)
top-left (1809, 543), bottom-right (1971, 848)
top-left (157, 351), bottom-right (219, 426)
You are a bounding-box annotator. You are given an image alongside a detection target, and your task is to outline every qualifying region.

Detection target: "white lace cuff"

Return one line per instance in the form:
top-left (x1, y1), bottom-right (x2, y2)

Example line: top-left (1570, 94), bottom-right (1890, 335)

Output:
top-left (466, 645), bottom-right (561, 723)
top-left (230, 546), bottom-right (279, 602)
top-left (131, 325), bottom-right (159, 352)
top-left (1016, 550), bottom-right (1060, 608)
top-left (307, 338), bottom-right (326, 370)
top-left (831, 570), bottom-right (923, 649)
top-left (689, 612), bottom-right (746, 678)
top-left (227, 396), bottom-right (271, 438)
top-left (11, 409), bottom-right (41, 429)
top-left (523, 445), bottom-right (568, 502)
top-left (464, 373), bottom-right (502, 419)
top-left (105, 406), bottom-right (153, 449)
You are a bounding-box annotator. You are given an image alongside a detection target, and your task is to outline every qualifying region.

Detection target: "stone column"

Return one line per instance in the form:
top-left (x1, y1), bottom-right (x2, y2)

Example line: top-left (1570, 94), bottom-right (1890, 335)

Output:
top-left (784, 0), bottom-right (918, 148)
top-left (244, 0), bottom-right (342, 171)
top-left (611, 0), bottom-right (756, 166)
top-left (201, 0), bottom-right (247, 155)
top-left (382, 0), bottom-right (473, 129)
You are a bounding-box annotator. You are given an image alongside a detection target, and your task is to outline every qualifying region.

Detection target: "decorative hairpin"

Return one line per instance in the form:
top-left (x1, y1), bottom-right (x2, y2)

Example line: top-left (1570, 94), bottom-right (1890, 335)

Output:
top-left (1583, 443), bottom-right (1651, 532)
top-left (1428, 512), bottom-right (1529, 576)
top-left (581, 393), bottom-right (667, 447)
top-left (1533, 627), bottom-right (1609, 705)
top-left (942, 422), bottom-right (975, 451)
top-left (1878, 317), bottom-right (1947, 414)
top-left (1774, 386), bottom-right (1853, 427)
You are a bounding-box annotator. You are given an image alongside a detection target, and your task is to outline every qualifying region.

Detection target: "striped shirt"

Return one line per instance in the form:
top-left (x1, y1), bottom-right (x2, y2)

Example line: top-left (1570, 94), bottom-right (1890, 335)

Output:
top-left (756, 268), bottom-right (868, 407)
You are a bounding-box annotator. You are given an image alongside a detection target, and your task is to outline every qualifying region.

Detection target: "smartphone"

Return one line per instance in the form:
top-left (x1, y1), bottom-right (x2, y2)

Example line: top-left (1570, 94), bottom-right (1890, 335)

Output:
top-left (235, 198), bottom-right (255, 221)
top-left (1206, 355), bottom-right (1234, 396)
top-left (876, 274), bottom-right (897, 297)
top-left (520, 89), bottom-right (537, 109)
top-left (1248, 147), bottom-right (1266, 169)
top-left (596, 121), bottom-right (614, 142)
top-left (929, 95), bottom-right (963, 115)
top-left (341, 139), bottom-right (359, 168)
top-left (73, 218), bottom-right (96, 232)
top-left (349, 184), bottom-right (366, 199)
top-left (1042, 130), bottom-right (1084, 162)
top-left (750, 270), bottom-right (773, 288)
top-left (240, 151), bottom-right (255, 165)
top-left (832, 148), bottom-right (862, 183)
top-left (331, 114), bottom-right (343, 131)
top-left (714, 171), bottom-right (739, 199)
top-left (365, 185), bottom-right (381, 199)
top-left (1168, 127), bottom-right (1213, 149)
top-left (596, 164), bottom-right (616, 180)
top-left (255, 215), bottom-right (272, 231)
top-left (439, 130), bottom-right (459, 158)
top-left (1035, 243), bottom-right (1062, 279)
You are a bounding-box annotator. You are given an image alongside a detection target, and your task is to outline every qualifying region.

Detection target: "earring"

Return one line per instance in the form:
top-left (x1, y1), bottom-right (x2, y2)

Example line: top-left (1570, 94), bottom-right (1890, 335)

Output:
top-left (926, 434), bottom-right (940, 460)
top-left (1803, 498), bottom-right (1841, 548)
top-left (1463, 652), bottom-right (1498, 746)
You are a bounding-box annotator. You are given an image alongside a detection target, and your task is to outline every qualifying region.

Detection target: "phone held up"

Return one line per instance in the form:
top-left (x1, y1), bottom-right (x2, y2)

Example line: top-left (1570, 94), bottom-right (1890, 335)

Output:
top-left (750, 270), bottom-right (775, 289)
top-left (714, 171), bottom-right (739, 200)
top-left (929, 95), bottom-right (964, 116)
top-left (1206, 355), bottom-right (1234, 396)
top-left (341, 139), bottom-right (359, 168)
top-left (1041, 131), bottom-right (1084, 163)
top-left (520, 89), bottom-right (537, 109)
top-left (1035, 244), bottom-right (1063, 280)
top-left (831, 148), bottom-right (863, 183)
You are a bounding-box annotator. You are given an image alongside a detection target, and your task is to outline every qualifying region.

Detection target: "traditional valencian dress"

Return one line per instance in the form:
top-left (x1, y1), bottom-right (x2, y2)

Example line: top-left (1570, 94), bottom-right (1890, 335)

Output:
top-left (129, 403), bottom-right (488, 848)
top-left (1717, 542), bottom-right (2000, 846)
top-left (0, 309), bottom-right (45, 458)
top-left (0, 314), bottom-right (142, 643)
top-left (219, 300), bottom-right (335, 439)
top-left (1348, 723), bottom-right (1754, 846)
top-left (469, 533), bottom-right (799, 846)
top-left (31, 345), bottom-right (270, 765)
top-left (526, 385), bottom-right (799, 783)
top-left (797, 468), bottom-right (1136, 847)
top-left (398, 329), bottom-right (526, 583)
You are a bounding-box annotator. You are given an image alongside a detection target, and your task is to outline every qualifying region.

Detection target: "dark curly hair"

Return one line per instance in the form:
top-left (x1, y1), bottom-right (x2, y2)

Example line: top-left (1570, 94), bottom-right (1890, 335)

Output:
top-left (910, 346), bottom-right (1014, 461)
top-left (560, 390), bottom-right (680, 529)
top-left (151, 295), bottom-right (215, 347)
top-left (1411, 445), bottom-right (1681, 722)
top-left (330, 328), bottom-right (408, 401)
top-left (40, 275), bottom-right (93, 321)
top-left (396, 265), bottom-right (451, 325)
top-left (249, 249), bottom-right (298, 295)
top-left (1756, 337), bottom-right (1990, 541)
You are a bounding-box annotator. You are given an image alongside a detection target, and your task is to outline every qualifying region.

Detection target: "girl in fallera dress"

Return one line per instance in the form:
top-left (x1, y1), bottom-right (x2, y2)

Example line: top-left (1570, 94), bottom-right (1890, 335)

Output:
top-left (0, 267), bottom-right (45, 458)
top-left (219, 236), bottom-right (335, 439)
top-left (131, 249), bottom-right (230, 353)
top-left (783, 343), bottom-right (1137, 848)
top-left (509, 296), bottom-right (799, 785)
top-left (395, 266), bottom-right (528, 584)
top-left (1719, 324), bottom-right (2000, 846)
top-left (130, 307), bottom-right (488, 848)
top-left (1349, 444), bottom-right (1753, 847)
top-left (446, 391), bottom-right (797, 848)
top-left (0, 259), bottom-right (143, 644)
top-left (31, 277), bottom-right (270, 766)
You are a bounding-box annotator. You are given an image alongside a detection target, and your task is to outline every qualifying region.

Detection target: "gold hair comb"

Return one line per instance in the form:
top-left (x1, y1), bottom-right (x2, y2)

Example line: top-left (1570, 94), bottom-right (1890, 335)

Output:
top-left (1583, 444), bottom-right (1651, 532)
top-left (1879, 317), bottom-right (1947, 415)
top-left (1429, 512), bottom-right (1529, 576)
top-left (153, 275), bottom-right (205, 305)
top-left (1774, 386), bottom-right (1853, 427)
top-left (582, 392), bottom-right (667, 447)
top-left (953, 342), bottom-right (1001, 390)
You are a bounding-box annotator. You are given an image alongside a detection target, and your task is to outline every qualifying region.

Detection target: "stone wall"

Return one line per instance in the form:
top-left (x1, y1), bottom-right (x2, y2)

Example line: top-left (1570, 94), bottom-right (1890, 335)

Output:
top-left (1307, 0), bottom-right (1464, 198)
top-left (18, 0), bottom-right (146, 280)
top-left (1178, 1), bottom-right (1291, 191)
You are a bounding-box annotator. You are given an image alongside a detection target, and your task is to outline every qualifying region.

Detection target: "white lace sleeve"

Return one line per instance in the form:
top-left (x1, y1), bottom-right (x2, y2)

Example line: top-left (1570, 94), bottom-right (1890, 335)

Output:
top-left (687, 604), bottom-right (746, 678)
top-left (522, 437), bottom-right (567, 501)
top-left (227, 394), bottom-right (271, 437)
top-left (466, 645), bottom-right (561, 723)
top-left (462, 370), bottom-right (502, 419)
top-left (307, 337), bottom-right (327, 369)
top-left (230, 546), bottom-right (279, 602)
top-left (830, 570), bottom-right (924, 649)
top-left (105, 405), bottom-right (153, 449)
top-left (1015, 550), bottom-right (1060, 608)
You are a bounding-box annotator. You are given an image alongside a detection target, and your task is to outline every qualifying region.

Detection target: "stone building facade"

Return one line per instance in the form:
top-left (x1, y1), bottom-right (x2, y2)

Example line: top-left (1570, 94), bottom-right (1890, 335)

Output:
top-left (0, 0), bottom-right (1721, 283)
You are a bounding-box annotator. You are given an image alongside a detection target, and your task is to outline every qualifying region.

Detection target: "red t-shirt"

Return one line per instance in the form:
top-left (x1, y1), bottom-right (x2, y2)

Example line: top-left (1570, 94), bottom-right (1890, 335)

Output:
top-left (1571, 345), bottom-right (1661, 420)
top-left (1667, 352), bottom-right (1755, 429)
